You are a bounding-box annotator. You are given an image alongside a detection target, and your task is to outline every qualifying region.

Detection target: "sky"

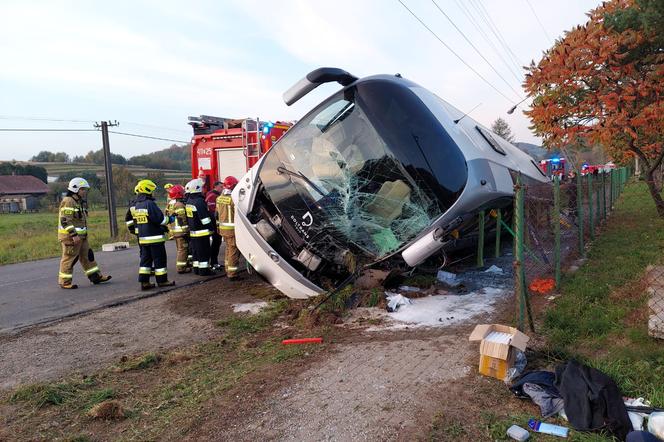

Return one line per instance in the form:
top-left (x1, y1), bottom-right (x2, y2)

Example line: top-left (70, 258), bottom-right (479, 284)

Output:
top-left (0, 0), bottom-right (601, 161)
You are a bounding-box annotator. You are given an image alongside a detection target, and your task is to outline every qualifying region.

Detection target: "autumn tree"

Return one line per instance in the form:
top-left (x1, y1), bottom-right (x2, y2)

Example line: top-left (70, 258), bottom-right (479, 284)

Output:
top-left (524, 0), bottom-right (664, 215)
top-left (491, 117), bottom-right (515, 143)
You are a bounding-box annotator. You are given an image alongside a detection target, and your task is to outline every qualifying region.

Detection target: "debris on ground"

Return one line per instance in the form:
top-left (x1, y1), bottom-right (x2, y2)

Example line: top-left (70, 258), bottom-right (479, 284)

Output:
top-left (354, 269), bottom-right (390, 290)
top-left (282, 338), bottom-right (323, 345)
top-left (436, 270), bottom-right (460, 287)
top-left (468, 324), bottom-right (529, 381)
top-left (398, 285), bottom-right (421, 292)
top-left (648, 412), bottom-right (664, 439)
top-left (510, 371), bottom-right (563, 418)
top-left (528, 278), bottom-right (555, 294)
top-left (507, 424), bottom-right (530, 441)
top-left (527, 419), bottom-right (569, 437)
top-left (625, 397), bottom-right (652, 431)
top-left (232, 301), bottom-right (269, 314)
top-left (484, 265), bottom-right (503, 274)
top-left (385, 292), bottom-right (412, 312)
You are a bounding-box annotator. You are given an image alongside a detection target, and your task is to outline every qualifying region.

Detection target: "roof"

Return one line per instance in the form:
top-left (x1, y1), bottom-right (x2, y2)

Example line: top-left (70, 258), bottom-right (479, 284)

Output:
top-left (0, 175), bottom-right (49, 195)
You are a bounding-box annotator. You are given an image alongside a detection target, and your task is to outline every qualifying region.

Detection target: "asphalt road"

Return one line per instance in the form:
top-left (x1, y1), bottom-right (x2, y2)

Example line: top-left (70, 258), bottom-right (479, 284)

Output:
top-left (0, 241), bottom-right (222, 334)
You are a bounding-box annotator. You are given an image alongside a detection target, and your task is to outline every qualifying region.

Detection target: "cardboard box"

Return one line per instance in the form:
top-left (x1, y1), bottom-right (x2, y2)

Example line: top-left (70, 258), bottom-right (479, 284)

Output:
top-left (469, 324), bottom-right (529, 380)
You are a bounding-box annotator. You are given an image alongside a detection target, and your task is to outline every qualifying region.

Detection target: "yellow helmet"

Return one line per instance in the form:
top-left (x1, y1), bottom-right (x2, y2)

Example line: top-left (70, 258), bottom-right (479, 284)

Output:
top-left (134, 184), bottom-right (140, 194)
top-left (136, 179), bottom-right (157, 195)
top-left (164, 183), bottom-right (174, 190)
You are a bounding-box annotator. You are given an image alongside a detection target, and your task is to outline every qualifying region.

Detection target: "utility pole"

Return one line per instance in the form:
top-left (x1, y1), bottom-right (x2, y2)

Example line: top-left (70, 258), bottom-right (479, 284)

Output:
top-left (94, 120), bottom-right (119, 239)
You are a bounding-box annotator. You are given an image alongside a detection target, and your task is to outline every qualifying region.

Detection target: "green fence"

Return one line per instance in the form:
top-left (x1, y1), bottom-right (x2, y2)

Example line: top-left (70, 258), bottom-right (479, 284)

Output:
top-left (510, 167), bottom-right (631, 331)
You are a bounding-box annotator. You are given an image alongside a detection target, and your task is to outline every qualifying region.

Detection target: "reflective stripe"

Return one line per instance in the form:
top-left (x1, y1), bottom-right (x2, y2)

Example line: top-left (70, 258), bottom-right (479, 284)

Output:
top-left (226, 266), bottom-right (238, 271)
top-left (126, 220), bottom-right (135, 226)
top-left (139, 234), bottom-right (166, 244)
top-left (170, 226), bottom-right (189, 233)
top-left (201, 217), bottom-right (212, 225)
top-left (59, 207), bottom-right (80, 215)
top-left (198, 261), bottom-right (209, 269)
top-left (160, 215), bottom-right (169, 226)
top-left (58, 272), bottom-right (73, 278)
top-left (176, 261), bottom-right (188, 266)
top-left (192, 261), bottom-right (199, 268)
top-left (139, 267), bottom-right (152, 275)
top-left (190, 229), bottom-right (210, 237)
top-left (65, 225), bottom-right (76, 231)
top-left (85, 266), bottom-right (100, 275)
top-left (228, 205), bottom-right (233, 224)
top-left (175, 208), bottom-right (186, 214)
top-left (58, 225), bottom-right (86, 235)
top-left (154, 268), bottom-right (167, 276)
top-left (219, 222), bottom-right (234, 230)
top-left (75, 227), bottom-right (87, 234)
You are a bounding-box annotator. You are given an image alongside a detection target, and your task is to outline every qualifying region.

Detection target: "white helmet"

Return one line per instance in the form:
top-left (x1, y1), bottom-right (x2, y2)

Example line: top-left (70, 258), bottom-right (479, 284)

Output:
top-left (68, 177), bottom-right (90, 193)
top-left (185, 178), bottom-right (204, 194)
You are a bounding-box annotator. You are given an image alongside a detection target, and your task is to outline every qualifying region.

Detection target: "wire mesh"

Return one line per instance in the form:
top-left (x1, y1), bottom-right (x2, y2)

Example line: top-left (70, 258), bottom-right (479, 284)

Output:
top-left (645, 265), bottom-right (664, 340)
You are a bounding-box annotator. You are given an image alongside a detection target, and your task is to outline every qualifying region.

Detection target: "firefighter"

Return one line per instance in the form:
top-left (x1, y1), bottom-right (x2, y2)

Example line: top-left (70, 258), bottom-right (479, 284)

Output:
top-left (185, 178), bottom-right (214, 276)
top-left (165, 184), bottom-right (191, 273)
top-left (130, 179), bottom-right (176, 290)
top-left (205, 181), bottom-right (224, 270)
top-left (216, 176), bottom-right (242, 280)
top-left (58, 177), bottom-right (111, 289)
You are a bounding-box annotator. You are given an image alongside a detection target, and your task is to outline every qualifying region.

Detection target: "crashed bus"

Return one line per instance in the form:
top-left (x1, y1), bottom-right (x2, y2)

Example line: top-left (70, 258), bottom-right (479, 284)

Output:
top-left (231, 68), bottom-right (548, 299)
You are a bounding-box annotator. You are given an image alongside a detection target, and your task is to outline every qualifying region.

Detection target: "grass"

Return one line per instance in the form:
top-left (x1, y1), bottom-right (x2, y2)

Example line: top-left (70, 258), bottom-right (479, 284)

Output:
top-left (2, 299), bottom-right (319, 440)
top-left (0, 211), bottom-right (136, 264)
top-left (28, 162), bottom-right (191, 182)
top-left (542, 181), bottom-right (664, 407)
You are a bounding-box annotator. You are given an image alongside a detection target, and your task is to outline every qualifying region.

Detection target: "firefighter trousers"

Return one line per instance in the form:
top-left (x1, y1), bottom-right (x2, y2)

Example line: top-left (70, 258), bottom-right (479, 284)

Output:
top-left (222, 234), bottom-right (240, 278)
top-left (190, 236), bottom-right (211, 271)
top-left (139, 243), bottom-right (168, 284)
top-left (210, 232), bottom-right (222, 266)
top-left (58, 237), bottom-right (102, 285)
top-left (174, 236), bottom-right (190, 271)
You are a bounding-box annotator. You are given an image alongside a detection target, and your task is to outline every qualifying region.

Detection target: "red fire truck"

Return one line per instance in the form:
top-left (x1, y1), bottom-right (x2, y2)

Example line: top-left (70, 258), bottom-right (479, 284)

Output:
top-left (539, 157), bottom-right (567, 178)
top-left (188, 115), bottom-right (291, 189)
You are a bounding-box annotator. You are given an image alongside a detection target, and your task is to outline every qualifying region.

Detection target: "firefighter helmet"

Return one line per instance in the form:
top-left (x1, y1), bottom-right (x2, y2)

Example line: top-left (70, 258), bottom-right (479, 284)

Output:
top-left (223, 176), bottom-right (239, 190)
top-left (164, 183), bottom-right (174, 191)
top-left (134, 184), bottom-right (140, 194)
top-left (168, 184), bottom-right (185, 199)
top-left (185, 178), bottom-right (204, 194)
top-left (136, 179), bottom-right (157, 195)
top-left (68, 177), bottom-right (90, 193)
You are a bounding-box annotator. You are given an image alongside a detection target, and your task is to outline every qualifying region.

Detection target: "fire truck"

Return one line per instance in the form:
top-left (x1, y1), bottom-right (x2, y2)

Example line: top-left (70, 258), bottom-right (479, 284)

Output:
top-left (539, 157), bottom-right (567, 178)
top-left (188, 115), bottom-right (291, 189)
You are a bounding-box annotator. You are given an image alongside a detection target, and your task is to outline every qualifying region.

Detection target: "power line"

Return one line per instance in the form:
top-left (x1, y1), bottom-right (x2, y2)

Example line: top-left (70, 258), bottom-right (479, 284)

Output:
top-left (120, 121), bottom-right (191, 135)
top-left (0, 115), bottom-right (94, 123)
top-left (524, 0), bottom-right (553, 45)
top-left (108, 130), bottom-right (190, 144)
top-left (474, 0), bottom-right (526, 67)
top-left (468, 0), bottom-right (524, 72)
top-left (430, 0), bottom-right (523, 100)
top-left (451, 0), bottom-right (524, 84)
top-left (396, 0), bottom-right (517, 104)
top-left (0, 128), bottom-right (98, 132)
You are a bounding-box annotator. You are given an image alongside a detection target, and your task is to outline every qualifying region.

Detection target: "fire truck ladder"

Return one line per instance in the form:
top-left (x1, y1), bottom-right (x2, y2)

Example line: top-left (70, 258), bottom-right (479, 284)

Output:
top-left (242, 118), bottom-right (261, 169)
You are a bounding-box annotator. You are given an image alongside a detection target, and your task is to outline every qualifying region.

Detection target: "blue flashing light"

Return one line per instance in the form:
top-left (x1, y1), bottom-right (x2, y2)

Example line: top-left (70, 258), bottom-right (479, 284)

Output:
top-left (263, 126), bottom-right (269, 134)
top-left (267, 121), bottom-right (274, 128)
top-left (551, 158), bottom-right (560, 163)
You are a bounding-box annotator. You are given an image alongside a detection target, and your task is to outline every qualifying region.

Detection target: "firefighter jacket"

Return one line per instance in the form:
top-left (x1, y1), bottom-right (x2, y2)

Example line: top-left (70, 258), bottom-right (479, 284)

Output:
top-left (130, 194), bottom-right (169, 245)
top-left (125, 197), bottom-right (138, 235)
top-left (186, 193), bottom-right (213, 238)
top-left (58, 193), bottom-right (88, 241)
top-left (216, 189), bottom-right (235, 238)
top-left (165, 199), bottom-right (189, 238)
top-left (205, 190), bottom-right (220, 222)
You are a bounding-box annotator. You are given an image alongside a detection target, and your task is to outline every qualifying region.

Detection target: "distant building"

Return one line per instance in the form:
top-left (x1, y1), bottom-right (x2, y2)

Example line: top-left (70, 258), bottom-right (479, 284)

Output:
top-left (0, 175), bottom-right (50, 213)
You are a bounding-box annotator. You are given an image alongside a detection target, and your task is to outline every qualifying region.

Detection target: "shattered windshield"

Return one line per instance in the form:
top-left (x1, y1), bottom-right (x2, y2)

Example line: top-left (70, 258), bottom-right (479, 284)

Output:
top-left (259, 80), bottom-right (467, 260)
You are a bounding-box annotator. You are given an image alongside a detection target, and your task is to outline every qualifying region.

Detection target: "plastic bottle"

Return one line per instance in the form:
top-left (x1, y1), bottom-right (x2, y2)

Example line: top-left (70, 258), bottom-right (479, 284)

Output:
top-left (528, 419), bottom-right (569, 438)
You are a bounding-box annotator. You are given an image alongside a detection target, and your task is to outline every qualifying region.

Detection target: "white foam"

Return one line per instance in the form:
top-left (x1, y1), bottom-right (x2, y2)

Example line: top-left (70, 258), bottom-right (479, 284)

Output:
top-left (232, 301), bottom-right (268, 314)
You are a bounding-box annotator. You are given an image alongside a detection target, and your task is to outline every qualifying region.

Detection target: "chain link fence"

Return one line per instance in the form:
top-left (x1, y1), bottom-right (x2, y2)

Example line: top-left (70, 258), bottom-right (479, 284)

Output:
top-left (511, 167), bottom-right (631, 331)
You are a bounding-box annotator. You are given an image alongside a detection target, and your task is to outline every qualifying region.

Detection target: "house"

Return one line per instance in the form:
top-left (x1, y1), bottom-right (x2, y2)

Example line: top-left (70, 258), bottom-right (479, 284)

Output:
top-left (0, 175), bottom-right (50, 213)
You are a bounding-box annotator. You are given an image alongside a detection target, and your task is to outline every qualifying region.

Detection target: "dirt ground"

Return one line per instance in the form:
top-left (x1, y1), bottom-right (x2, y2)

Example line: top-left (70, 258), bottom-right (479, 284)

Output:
top-left (0, 268), bottom-right (533, 442)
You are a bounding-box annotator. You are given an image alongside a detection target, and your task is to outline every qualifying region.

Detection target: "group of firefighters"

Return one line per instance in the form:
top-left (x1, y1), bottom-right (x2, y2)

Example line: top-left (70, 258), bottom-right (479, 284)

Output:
top-left (57, 175), bottom-right (241, 290)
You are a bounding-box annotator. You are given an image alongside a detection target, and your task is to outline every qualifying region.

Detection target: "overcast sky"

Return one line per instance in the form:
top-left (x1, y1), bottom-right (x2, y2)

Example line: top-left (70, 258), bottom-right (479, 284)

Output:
top-left (0, 0), bottom-right (600, 161)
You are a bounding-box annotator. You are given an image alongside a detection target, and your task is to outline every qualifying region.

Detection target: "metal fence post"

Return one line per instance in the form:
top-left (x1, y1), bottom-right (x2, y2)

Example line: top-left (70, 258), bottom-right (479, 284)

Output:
top-left (610, 169), bottom-right (614, 209)
top-left (588, 173), bottom-right (595, 241)
top-left (477, 210), bottom-right (485, 267)
top-left (577, 172), bottom-right (584, 255)
top-left (602, 171), bottom-right (607, 220)
top-left (495, 209), bottom-right (502, 258)
top-left (515, 175), bottom-right (525, 331)
top-left (596, 182), bottom-right (601, 225)
top-left (554, 177), bottom-right (561, 288)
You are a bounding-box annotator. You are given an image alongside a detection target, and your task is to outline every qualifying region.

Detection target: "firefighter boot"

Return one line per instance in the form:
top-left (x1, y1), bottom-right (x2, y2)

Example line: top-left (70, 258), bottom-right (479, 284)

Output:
top-left (90, 274), bottom-right (112, 285)
top-left (60, 283), bottom-right (79, 289)
top-left (157, 281), bottom-right (176, 288)
top-left (141, 282), bottom-right (156, 291)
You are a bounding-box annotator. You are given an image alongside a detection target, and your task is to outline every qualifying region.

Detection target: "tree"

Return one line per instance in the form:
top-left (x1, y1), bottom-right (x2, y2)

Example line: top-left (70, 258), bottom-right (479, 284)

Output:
top-left (101, 166), bottom-right (137, 207)
top-left (79, 149), bottom-right (127, 165)
top-left (31, 151), bottom-right (71, 163)
top-left (0, 162), bottom-right (48, 183)
top-left (56, 171), bottom-right (101, 189)
top-left (490, 118), bottom-right (515, 143)
top-left (524, 0), bottom-right (664, 215)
